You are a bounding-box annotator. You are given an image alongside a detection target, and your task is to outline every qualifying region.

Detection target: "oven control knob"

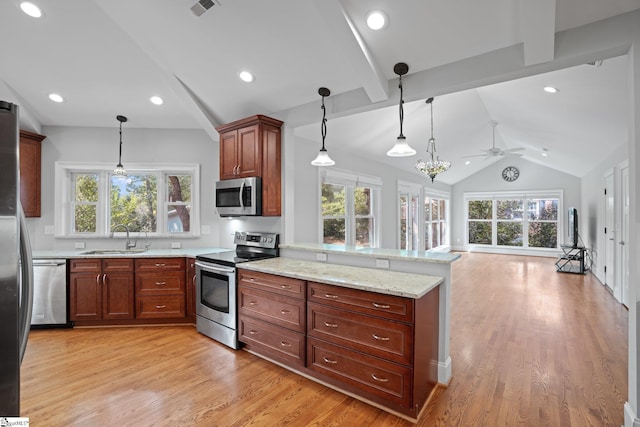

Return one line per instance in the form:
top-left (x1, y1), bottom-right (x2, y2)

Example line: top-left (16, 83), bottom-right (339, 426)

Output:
top-left (267, 238), bottom-right (273, 243)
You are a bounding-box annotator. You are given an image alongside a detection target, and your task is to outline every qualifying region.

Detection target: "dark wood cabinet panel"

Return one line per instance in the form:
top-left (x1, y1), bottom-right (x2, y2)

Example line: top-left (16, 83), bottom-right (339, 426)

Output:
top-left (19, 130), bottom-right (45, 217)
top-left (69, 273), bottom-right (101, 321)
top-left (216, 115), bottom-right (283, 216)
top-left (134, 257), bottom-right (186, 320)
top-left (136, 295), bottom-right (185, 318)
top-left (186, 259), bottom-right (196, 323)
top-left (238, 269), bottom-right (305, 298)
top-left (102, 272), bottom-right (135, 319)
top-left (238, 285), bottom-right (305, 333)
top-left (239, 316), bottom-right (305, 367)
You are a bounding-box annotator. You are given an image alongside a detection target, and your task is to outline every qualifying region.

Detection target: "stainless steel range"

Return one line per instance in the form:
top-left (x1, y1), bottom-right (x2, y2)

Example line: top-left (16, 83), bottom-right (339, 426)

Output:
top-left (195, 231), bottom-right (278, 349)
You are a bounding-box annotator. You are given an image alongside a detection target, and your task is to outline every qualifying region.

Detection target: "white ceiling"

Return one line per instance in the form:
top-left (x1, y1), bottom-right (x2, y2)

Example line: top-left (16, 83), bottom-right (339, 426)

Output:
top-left (0, 0), bottom-right (637, 185)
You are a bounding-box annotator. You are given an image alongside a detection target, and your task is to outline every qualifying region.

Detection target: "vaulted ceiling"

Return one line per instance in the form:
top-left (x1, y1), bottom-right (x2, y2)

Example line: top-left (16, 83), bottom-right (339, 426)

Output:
top-left (0, 0), bottom-right (637, 184)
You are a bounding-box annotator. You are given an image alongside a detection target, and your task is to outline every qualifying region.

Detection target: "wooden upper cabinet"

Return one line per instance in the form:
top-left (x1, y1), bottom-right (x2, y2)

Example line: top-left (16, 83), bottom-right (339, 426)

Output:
top-left (19, 130), bottom-right (46, 217)
top-left (216, 115), bottom-right (283, 216)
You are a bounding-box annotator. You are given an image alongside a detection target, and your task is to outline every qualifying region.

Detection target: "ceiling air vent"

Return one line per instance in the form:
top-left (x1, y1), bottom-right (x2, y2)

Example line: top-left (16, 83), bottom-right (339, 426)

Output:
top-left (190, 0), bottom-right (218, 17)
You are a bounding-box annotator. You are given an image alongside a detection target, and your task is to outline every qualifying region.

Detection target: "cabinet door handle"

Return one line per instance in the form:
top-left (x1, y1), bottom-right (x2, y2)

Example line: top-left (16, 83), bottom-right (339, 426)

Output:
top-left (155, 305), bottom-right (167, 309)
top-left (102, 273), bottom-right (107, 285)
top-left (324, 293), bottom-right (339, 299)
top-left (155, 263), bottom-right (166, 267)
top-left (322, 357), bottom-right (338, 364)
top-left (236, 165), bottom-right (241, 175)
top-left (248, 301), bottom-right (258, 306)
top-left (280, 341), bottom-right (292, 347)
top-left (280, 309), bottom-right (291, 315)
top-left (372, 334), bottom-right (390, 341)
top-left (249, 330), bottom-right (259, 335)
top-left (323, 321), bottom-right (338, 328)
top-left (372, 302), bottom-right (391, 309)
top-left (371, 374), bottom-right (389, 383)
top-left (155, 281), bottom-right (166, 286)
top-left (96, 274), bottom-right (101, 286)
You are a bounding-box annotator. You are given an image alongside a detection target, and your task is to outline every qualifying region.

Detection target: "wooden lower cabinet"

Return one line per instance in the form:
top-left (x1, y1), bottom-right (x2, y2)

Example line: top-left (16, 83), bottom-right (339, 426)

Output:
top-left (237, 269), bottom-right (440, 421)
top-left (69, 258), bottom-right (134, 321)
top-left (135, 258), bottom-right (186, 319)
top-left (186, 259), bottom-right (196, 323)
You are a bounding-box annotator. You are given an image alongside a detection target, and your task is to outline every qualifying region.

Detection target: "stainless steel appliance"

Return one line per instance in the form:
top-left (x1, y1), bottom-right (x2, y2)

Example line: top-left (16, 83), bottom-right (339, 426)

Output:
top-left (215, 177), bottom-right (262, 217)
top-left (0, 101), bottom-right (34, 415)
top-left (32, 259), bottom-right (69, 327)
top-left (195, 231), bottom-right (278, 349)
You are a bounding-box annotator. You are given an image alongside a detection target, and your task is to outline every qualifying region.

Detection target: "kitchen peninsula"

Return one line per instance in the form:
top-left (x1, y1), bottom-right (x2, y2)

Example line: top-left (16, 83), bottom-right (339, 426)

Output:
top-left (237, 244), bottom-right (459, 421)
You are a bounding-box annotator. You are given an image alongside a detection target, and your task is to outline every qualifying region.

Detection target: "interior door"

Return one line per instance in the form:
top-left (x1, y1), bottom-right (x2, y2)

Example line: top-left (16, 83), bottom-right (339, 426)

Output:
top-left (604, 171), bottom-right (617, 299)
top-left (620, 164), bottom-right (630, 307)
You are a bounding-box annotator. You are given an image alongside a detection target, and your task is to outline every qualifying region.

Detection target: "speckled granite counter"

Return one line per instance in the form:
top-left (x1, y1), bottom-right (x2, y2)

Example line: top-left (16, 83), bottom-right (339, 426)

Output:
top-left (32, 248), bottom-right (231, 259)
top-left (239, 257), bottom-right (443, 299)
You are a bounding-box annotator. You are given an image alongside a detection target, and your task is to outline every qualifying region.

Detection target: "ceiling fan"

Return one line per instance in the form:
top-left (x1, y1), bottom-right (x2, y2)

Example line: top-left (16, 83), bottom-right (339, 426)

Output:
top-left (464, 121), bottom-right (524, 159)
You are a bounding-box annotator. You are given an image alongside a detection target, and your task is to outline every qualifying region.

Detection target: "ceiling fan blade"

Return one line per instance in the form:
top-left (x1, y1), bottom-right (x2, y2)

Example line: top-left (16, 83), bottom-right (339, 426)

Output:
top-left (462, 153), bottom-right (489, 158)
top-left (503, 147), bottom-right (525, 153)
top-left (503, 152), bottom-right (523, 157)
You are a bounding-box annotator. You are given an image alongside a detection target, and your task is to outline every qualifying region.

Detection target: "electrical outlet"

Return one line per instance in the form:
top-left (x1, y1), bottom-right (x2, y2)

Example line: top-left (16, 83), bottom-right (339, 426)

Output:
top-left (74, 242), bottom-right (86, 249)
top-left (375, 258), bottom-right (390, 269)
top-left (171, 242), bottom-right (181, 249)
top-left (316, 252), bottom-right (327, 262)
top-left (44, 225), bottom-right (54, 235)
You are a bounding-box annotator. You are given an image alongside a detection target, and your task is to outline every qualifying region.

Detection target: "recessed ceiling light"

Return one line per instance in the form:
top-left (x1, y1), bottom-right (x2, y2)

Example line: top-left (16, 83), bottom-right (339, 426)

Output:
top-left (541, 148), bottom-right (549, 157)
top-left (150, 96), bottom-right (164, 105)
top-left (366, 11), bottom-right (387, 30)
top-left (48, 93), bottom-right (64, 103)
top-left (543, 86), bottom-right (559, 93)
top-left (465, 160), bottom-right (471, 165)
top-left (20, 2), bottom-right (42, 18)
top-left (239, 71), bottom-right (254, 83)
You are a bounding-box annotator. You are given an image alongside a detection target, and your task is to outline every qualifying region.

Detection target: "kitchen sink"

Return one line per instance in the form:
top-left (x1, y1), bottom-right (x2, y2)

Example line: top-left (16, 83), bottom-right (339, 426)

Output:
top-left (80, 249), bottom-right (148, 255)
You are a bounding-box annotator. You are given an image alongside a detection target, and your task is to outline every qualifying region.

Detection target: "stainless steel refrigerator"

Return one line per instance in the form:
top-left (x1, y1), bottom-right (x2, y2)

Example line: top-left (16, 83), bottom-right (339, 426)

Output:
top-left (0, 100), bottom-right (34, 415)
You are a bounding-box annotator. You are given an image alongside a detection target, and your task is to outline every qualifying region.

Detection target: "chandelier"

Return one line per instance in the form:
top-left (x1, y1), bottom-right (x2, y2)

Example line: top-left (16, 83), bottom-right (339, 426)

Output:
top-left (415, 97), bottom-right (450, 182)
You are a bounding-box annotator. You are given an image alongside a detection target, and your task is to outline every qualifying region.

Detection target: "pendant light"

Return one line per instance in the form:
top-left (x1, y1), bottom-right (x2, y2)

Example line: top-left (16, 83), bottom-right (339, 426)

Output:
top-left (114, 115), bottom-right (128, 176)
top-left (311, 87), bottom-right (335, 166)
top-left (387, 62), bottom-right (416, 157)
top-left (415, 97), bottom-right (450, 182)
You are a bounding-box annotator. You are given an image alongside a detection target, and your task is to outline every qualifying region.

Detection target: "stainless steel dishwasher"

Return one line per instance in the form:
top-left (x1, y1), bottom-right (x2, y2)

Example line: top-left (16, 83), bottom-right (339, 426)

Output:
top-left (31, 259), bottom-right (69, 328)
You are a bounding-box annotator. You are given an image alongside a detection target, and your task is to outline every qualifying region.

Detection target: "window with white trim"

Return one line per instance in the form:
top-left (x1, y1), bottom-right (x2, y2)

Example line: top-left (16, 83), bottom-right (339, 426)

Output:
top-left (465, 191), bottom-right (561, 249)
top-left (320, 169), bottom-right (381, 248)
top-left (424, 196), bottom-right (449, 250)
top-left (56, 163), bottom-right (200, 238)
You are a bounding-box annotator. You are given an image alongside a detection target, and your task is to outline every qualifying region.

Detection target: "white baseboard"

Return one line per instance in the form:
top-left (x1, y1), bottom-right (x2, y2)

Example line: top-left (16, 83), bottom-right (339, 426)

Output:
top-left (438, 356), bottom-right (452, 385)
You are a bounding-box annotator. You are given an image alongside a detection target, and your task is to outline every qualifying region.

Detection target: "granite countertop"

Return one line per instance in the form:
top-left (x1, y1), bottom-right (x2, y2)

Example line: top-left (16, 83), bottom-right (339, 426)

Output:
top-left (32, 247), bottom-right (232, 259)
top-left (239, 257), bottom-right (443, 299)
top-left (279, 243), bottom-right (461, 264)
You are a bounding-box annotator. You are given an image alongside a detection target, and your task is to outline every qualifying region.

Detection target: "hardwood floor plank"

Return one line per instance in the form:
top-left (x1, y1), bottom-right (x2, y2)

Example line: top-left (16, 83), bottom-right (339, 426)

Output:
top-left (21, 253), bottom-right (627, 426)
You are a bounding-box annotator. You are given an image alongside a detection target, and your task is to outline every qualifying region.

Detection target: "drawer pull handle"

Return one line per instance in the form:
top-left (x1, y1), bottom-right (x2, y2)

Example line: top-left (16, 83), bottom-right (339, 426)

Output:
top-left (280, 341), bottom-right (292, 347)
top-left (249, 278), bottom-right (255, 281)
top-left (249, 330), bottom-right (259, 335)
top-left (371, 374), bottom-right (389, 383)
top-left (372, 302), bottom-right (391, 309)
top-left (280, 309), bottom-right (291, 315)
top-left (372, 334), bottom-right (390, 341)
top-left (155, 281), bottom-right (166, 286)
top-left (322, 357), bottom-right (338, 364)
top-left (249, 301), bottom-right (258, 306)
top-left (155, 263), bottom-right (166, 267)
top-left (323, 321), bottom-right (338, 328)
top-left (280, 285), bottom-right (291, 289)
top-left (324, 293), bottom-right (339, 299)
top-left (155, 305), bottom-right (167, 309)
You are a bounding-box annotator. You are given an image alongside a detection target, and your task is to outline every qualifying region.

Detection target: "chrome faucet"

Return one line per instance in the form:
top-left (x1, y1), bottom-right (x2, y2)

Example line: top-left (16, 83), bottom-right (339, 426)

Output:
top-left (110, 224), bottom-right (137, 250)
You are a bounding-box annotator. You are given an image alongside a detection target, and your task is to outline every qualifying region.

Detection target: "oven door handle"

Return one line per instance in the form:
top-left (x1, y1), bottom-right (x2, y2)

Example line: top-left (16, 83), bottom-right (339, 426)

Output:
top-left (195, 261), bottom-right (236, 274)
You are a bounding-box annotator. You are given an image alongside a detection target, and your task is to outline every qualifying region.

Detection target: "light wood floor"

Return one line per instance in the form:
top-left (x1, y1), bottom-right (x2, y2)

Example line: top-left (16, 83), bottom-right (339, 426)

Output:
top-left (21, 253), bottom-right (628, 426)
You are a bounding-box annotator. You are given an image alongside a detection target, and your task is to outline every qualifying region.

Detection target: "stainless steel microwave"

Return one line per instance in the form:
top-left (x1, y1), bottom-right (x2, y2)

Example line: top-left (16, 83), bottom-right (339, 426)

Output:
top-left (215, 177), bottom-right (262, 217)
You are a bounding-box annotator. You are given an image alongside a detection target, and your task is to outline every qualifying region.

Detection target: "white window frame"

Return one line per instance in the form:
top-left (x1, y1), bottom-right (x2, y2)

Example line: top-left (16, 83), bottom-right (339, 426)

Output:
top-left (55, 162), bottom-right (200, 238)
top-left (464, 190), bottom-right (563, 253)
top-left (319, 168), bottom-right (382, 248)
top-left (424, 188), bottom-right (451, 251)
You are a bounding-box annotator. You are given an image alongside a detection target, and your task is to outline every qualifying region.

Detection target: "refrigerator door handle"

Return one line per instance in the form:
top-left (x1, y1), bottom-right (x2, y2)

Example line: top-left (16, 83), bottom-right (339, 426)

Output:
top-left (19, 203), bottom-right (33, 363)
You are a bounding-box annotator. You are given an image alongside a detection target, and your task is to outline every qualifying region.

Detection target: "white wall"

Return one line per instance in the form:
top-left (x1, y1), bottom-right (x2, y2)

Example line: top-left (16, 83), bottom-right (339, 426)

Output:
top-left (580, 143), bottom-right (628, 284)
top-left (28, 125), bottom-right (222, 250)
top-left (451, 156), bottom-right (581, 252)
top-left (290, 136), bottom-right (452, 249)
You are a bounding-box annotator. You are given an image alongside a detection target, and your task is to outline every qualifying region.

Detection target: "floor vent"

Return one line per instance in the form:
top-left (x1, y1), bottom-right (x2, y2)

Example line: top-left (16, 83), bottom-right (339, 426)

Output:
top-left (190, 0), bottom-right (218, 17)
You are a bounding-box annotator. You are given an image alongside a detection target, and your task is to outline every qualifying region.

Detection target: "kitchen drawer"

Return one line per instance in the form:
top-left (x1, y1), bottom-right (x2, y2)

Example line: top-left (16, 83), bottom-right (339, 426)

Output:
top-left (102, 258), bottom-right (134, 272)
top-left (136, 271), bottom-right (185, 295)
top-left (308, 302), bottom-right (413, 365)
top-left (239, 316), bottom-right (305, 367)
top-left (136, 295), bottom-right (185, 318)
top-left (135, 257), bottom-right (185, 271)
top-left (308, 282), bottom-right (413, 323)
top-left (238, 269), bottom-right (305, 299)
top-left (307, 337), bottom-right (412, 407)
top-left (69, 258), bottom-right (101, 273)
top-left (238, 285), bottom-right (305, 332)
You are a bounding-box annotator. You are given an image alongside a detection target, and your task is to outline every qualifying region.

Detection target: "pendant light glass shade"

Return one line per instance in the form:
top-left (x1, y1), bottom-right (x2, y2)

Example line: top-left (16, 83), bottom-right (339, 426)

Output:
top-left (311, 87), bottom-right (335, 166)
top-left (387, 62), bottom-right (416, 157)
top-left (415, 98), bottom-right (450, 182)
top-left (114, 115), bottom-right (128, 176)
